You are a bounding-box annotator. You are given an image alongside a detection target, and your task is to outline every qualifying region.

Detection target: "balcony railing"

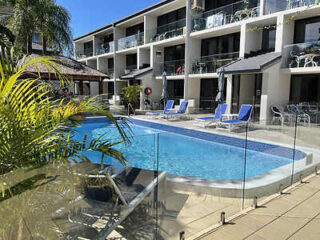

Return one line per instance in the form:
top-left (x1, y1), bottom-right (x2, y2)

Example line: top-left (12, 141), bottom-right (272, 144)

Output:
top-left (95, 41), bottom-right (114, 55)
top-left (158, 59), bottom-right (185, 76)
top-left (192, 52), bottom-right (239, 74)
top-left (75, 52), bottom-right (93, 60)
top-left (120, 65), bottom-right (137, 76)
top-left (282, 41), bottom-right (320, 68)
top-left (191, 1), bottom-right (259, 32)
top-left (264, 0), bottom-right (318, 14)
top-left (105, 68), bottom-right (114, 78)
top-left (146, 19), bottom-right (186, 43)
top-left (118, 33), bottom-right (144, 51)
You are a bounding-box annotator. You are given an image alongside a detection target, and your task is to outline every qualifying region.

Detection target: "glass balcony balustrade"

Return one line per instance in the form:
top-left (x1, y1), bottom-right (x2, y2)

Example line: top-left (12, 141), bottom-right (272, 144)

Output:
top-left (120, 65), bottom-right (137, 76)
top-left (157, 59), bottom-right (185, 76)
top-left (192, 52), bottom-right (239, 74)
top-left (146, 18), bottom-right (186, 43)
top-left (192, 1), bottom-right (260, 32)
top-left (118, 33), bottom-right (144, 51)
top-left (282, 41), bottom-right (320, 68)
top-left (264, 0), bottom-right (318, 14)
top-left (105, 68), bottom-right (114, 78)
top-left (95, 41), bottom-right (114, 55)
top-left (75, 52), bottom-right (93, 60)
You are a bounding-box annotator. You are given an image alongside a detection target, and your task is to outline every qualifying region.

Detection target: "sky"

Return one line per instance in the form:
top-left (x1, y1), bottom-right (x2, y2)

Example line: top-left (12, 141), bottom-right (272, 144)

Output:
top-left (57, 0), bottom-right (161, 39)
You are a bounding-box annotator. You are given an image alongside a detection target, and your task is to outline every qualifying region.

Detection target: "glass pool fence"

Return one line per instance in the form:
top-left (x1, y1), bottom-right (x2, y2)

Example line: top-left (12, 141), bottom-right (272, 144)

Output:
top-left (1, 98), bottom-right (320, 239)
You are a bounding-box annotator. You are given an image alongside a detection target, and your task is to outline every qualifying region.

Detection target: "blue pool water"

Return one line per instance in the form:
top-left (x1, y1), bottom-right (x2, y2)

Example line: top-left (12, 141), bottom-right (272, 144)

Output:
top-left (72, 118), bottom-right (305, 181)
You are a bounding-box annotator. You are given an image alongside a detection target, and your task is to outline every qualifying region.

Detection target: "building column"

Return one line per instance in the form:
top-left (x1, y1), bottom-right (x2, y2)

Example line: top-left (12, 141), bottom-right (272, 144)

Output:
top-left (226, 74), bottom-right (233, 114)
top-left (184, 0), bottom-right (192, 101)
top-left (275, 14), bottom-right (295, 53)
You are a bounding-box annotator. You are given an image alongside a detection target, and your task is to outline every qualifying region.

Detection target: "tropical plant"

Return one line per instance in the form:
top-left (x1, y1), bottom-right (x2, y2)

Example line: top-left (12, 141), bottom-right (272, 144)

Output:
top-left (1, 0), bottom-right (73, 55)
top-left (0, 24), bottom-right (15, 48)
top-left (122, 84), bottom-right (144, 111)
top-left (0, 47), bottom-right (129, 174)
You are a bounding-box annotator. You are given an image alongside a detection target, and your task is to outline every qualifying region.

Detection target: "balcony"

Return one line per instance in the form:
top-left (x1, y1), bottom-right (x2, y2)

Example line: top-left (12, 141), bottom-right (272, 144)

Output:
top-left (120, 65), bottom-right (137, 76)
top-left (191, 1), bottom-right (259, 33)
top-left (282, 41), bottom-right (320, 69)
top-left (118, 33), bottom-right (144, 51)
top-left (192, 52), bottom-right (239, 74)
top-left (75, 52), bottom-right (93, 60)
top-left (265, 0), bottom-right (318, 14)
top-left (158, 59), bottom-right (185, 76)
top-left (95, 42), bottom-right (114, 56)
top-left (147, 19), bottom-right (186, 43)
top-left (105, 68), bottom-right (114, 78)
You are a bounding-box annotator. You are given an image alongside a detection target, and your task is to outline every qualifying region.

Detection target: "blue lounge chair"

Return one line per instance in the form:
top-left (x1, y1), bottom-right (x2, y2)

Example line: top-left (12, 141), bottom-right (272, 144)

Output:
top-left (161, 101), bottom-right (189, 119)
top-left (146, 100), bottom-right (174, 117)
top-left (218, 104), bottom-right (253, 131)
top-left (194, 104), bottom-right (228, 127)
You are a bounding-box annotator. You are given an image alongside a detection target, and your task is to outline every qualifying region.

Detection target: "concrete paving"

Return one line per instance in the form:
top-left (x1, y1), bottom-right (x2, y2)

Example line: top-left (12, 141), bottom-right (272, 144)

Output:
top-left (198, 174), bottom-right (320, 240)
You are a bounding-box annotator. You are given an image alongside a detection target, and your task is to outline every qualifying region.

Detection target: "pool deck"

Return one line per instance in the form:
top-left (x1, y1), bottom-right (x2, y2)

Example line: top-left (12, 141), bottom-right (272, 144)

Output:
top-left (125, 114), bottom-right (320, 239)
top-left (198, 173), bottom-right (320, 240)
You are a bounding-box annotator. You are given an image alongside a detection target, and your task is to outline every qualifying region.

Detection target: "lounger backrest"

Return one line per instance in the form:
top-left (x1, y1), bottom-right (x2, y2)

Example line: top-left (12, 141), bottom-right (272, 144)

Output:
top-left (238, 105), bottom-right (253, 121)
top-left (177, 101), bottom-right (188, 114)
top-left (164, 100), bottom-right (174, 113)
top-left (215, 103), bottom-right (228, 118)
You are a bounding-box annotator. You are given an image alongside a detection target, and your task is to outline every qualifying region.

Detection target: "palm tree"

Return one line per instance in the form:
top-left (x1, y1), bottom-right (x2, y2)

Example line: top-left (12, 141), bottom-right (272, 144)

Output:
top-left (1, 0), bottom-right (73, 55)
top-left (0, 48), bottom-right (128, 174)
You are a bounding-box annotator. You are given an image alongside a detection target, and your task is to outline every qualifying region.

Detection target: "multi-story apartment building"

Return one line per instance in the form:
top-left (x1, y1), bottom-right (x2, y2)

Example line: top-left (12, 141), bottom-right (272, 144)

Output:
top-left (73, 0), bottom-right (320, 121)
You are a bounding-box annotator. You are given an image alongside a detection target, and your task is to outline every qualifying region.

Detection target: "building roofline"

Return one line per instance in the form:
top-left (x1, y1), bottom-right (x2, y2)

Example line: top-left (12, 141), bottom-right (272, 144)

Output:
top-left (73, 0), bottom-right (175, 41)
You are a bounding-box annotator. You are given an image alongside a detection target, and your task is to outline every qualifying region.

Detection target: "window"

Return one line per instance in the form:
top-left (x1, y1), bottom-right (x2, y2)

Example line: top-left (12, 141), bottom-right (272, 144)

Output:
top-left (32, 33), bottom-right (41, 43)
top-left (126, 23), bottom-right (144, 36)
top-left (103, 34), bottom-right (113, 44)
top-left (290, 75), bottom-right (320, 103)
top-left (164, 44), bottom-right (185, 61)
top-left (294, 17), bottom-right (320, 43)
top-left (84, 41), bottom-right (93, 56)
top-left (108, 58), bottom-right (114, 69)
top-left (261, 27), bottom-right (276, 52)
top-left (201, 33), bottom-right (240, 56)
top-left (204, 0), bottom-right (258, 11)
top-left (126, 54), bottom-right (137, 67)
top-left (167, 80), bottom-right (184, 104)
top-left (157, 7), bottom-right (186, 27)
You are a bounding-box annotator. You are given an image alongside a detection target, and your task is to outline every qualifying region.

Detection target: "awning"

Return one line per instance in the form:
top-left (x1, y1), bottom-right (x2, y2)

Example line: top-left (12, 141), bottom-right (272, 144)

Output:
top-left (224, 52), bottom-right (282, 74)
top-left (120, 67), bottom-right (153, 80)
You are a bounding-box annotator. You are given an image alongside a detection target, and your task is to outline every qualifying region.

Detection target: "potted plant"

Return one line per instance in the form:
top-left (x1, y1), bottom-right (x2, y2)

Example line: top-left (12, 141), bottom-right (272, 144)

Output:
top-left (122, 85), bottom-right (144, 115)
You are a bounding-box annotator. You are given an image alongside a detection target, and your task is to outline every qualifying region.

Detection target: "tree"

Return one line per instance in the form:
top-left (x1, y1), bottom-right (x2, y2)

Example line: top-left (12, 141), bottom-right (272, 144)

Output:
top-left (0, 48), bottom-right (128, 174)
top-left (1, 0), bottom-right (73, 55)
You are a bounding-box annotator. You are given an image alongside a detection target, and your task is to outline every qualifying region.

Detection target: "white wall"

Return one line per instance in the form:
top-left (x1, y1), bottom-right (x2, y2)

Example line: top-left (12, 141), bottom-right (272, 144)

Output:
top-left (187, 78), bottom-right (201, 108)
top-left (239, 74), bottom-right (255, 106)
top-left (260, 62), bottom-right (290, 121)
top-left (275, 14), bottom-right (295, 52)
top-left (138, 48), bottom-right (150, 68)
top-left (139, 72), bottom-right (162, 110)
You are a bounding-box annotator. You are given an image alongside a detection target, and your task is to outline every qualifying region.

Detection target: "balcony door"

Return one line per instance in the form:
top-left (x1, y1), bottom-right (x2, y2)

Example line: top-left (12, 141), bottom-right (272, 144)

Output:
top-left (294, 17), bottom-right (320, 43)
top-left (167, 80), bottom-right (184, 105)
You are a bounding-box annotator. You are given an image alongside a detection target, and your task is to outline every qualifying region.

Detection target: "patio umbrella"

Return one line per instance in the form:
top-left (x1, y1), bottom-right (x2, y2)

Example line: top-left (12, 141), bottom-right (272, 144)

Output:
top-left (161, 72), bottom-right (168, 105)
top-left (216, 67), bottom-right (225, 103)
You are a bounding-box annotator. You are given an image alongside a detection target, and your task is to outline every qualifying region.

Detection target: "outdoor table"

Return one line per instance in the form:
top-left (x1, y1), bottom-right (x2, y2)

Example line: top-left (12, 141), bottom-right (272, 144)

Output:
top-left (198, 62), bottom-right (206, 74)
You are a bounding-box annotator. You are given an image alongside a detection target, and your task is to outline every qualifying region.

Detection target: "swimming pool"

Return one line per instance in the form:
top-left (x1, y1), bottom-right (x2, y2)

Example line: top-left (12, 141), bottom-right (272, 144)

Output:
top-left (72, 117), bottom-right (306, 181)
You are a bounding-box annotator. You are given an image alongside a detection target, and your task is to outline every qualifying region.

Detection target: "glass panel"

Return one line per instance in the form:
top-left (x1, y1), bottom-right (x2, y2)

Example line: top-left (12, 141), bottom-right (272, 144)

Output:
top-left (265, 0), bottom-right (317, 14)
top-left (192, 52), bottom-right (239, 74)
top-left (118, 33), bottom-right (144, 50)
top-left (95, 41), bottom-right (114, 55)
top-left (146, 19), bottom-right (186, 43)
top-left (282, 41), bottom-right (320, 69)
top-left (157, 131), bottom-right (244, 239)
top-left (157, 59), bottom-right (185, 76)
top-left (192, 0), bottom-right (260, 32)
top-left (242, 99), bottom-right (297, 209)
